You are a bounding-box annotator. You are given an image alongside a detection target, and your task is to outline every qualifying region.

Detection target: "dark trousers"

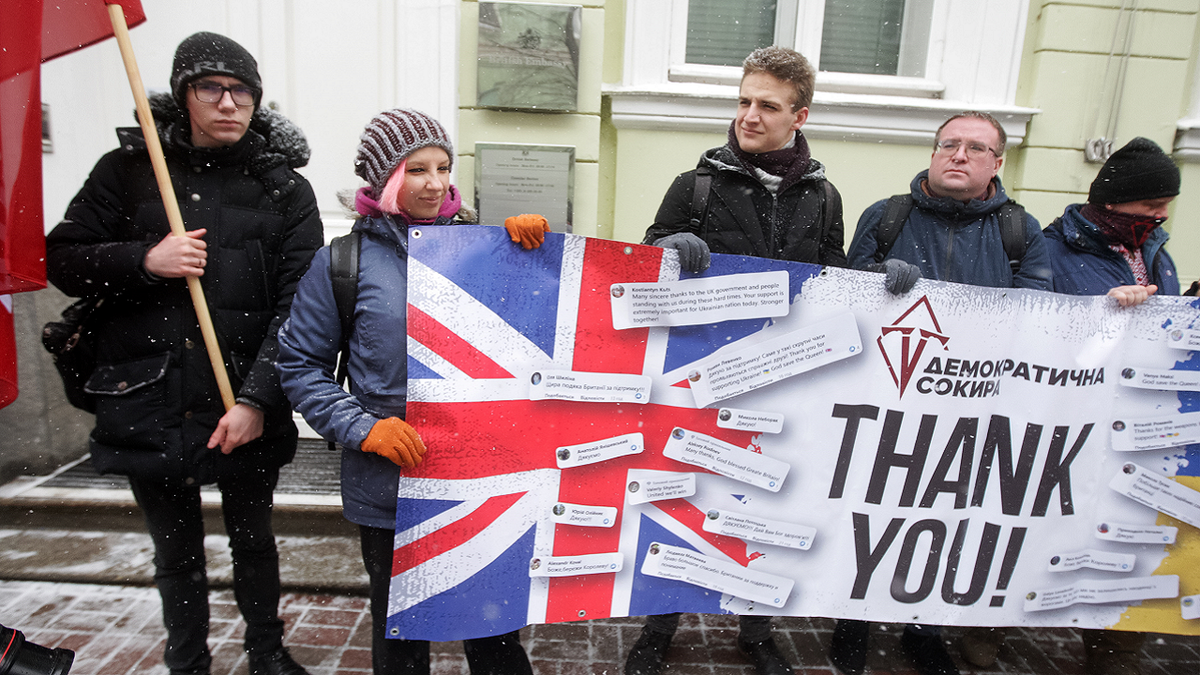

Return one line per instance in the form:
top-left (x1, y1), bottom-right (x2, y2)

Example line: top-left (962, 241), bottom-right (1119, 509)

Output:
top-left (359, 525), bottom-right (533, 675)
top-left (130, 469), bottom-right (285, 675)
top-left (645, 612), bottom-right (773, 643)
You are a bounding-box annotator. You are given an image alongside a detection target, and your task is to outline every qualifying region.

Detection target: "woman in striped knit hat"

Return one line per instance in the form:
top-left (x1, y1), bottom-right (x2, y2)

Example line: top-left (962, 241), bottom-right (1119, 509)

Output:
top-left (277, 109), bottom-right (545, 674)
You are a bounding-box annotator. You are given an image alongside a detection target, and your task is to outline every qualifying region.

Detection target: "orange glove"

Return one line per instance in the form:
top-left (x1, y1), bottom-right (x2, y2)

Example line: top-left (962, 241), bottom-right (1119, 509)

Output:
top-left (504, 214), bottom-right (550, 250)
top-left (362, 417), bottom-right (426, 468)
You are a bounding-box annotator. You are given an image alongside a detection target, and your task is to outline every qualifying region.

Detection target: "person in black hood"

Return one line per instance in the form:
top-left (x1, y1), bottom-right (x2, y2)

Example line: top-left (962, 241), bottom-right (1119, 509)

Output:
top-left (1040, 138), bottom-right (1182, 675)
top-left (1044, 136), bottom-right (1182, 305)
top-left (45, 31), bottom-right (322, 675)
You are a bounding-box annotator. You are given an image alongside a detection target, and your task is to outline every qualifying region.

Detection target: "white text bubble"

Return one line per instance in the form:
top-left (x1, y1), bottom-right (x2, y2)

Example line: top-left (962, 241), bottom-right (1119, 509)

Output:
top-left (529, 370), bottom-right (652, 404)
top-left (610, 271), bottom-right (790, 330)
top-left (626, 472), bottom-right (697, 505)
top-left (549, 502), bottom-right (619, 528)
top-left (1093, 521), bottom-right (1177, 545)
top-left (688, 313), bottom-right (862, 407)
top-left (1023, 576), bottom-right (1178, 612)
top-left (701, 509), bottom-right (815, 550)
top-left (1117, 366), bottom-right (1200, 392)
top-left (1109, 462), bottom-right (1200, 529)
top-left (1110, 411), bottom-right (1200, 452)
top-left (1182, 594), bottom-right (1200, 620)
top-left (556, 433), bottom-right (644, 468)
top-left (529, 553), bottom-right (623, 578)
top-left (640, 542), bottom-right (794, 607)
top-left (663, 428), bottom-right (790, 492)
top-left (716, 408), bottom-right (784, 434)
top-left (1046, 549), bottom-right (1136, 573)
top-left (1165, 328), bottom-right (1200, 351)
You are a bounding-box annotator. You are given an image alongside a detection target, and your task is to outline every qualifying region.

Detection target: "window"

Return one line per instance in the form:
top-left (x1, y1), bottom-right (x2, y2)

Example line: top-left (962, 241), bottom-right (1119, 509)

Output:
top-left (612, 0), bottom-right (1035, 143)
top-left (819, 0), bottom-right (913, 76)
top-left (681, 0), bottom-right (926, 77)
top-left (684, 0), bottom-right (776, 68)
top-left (670, 0), bottom-right (935, 90)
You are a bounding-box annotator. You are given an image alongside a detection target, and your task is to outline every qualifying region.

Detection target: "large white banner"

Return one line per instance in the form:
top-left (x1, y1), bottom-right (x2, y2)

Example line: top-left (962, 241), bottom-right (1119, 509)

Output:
top-left (389, 226), bottom-right (1200, 641)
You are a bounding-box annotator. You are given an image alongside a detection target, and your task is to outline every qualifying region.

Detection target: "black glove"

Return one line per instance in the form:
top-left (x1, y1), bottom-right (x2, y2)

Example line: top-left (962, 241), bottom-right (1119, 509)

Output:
top-left (867, 258), bottom-right (922, 295)
top-left (654, 233), bottom-right (711, 273)
top-left (1185, 280), bottom-right (1199, 297)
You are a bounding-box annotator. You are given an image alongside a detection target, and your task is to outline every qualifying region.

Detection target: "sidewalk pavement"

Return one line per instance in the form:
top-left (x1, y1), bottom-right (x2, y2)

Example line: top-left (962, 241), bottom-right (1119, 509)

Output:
top-left (4, 452), bottom-right (1198, 674)
top-left (5, 579), bottom-right (1199, 675)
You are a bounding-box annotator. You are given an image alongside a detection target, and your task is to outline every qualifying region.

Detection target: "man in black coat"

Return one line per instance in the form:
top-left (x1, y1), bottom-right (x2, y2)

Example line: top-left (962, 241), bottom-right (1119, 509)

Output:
top-left (46, 32), bottom-right (322, 675)
top-left (641, 46), bottom-right (846, 275)
top-left (627, 46), bottom-right (845, 675)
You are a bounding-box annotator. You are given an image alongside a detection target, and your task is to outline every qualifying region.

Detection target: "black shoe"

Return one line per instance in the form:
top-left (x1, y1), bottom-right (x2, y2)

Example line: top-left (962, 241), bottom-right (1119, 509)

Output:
top-left (900, 629), bottom-right (959, 675)
top-left (829, 620), bottom-right (869, 675)
top-left (625, 627), bottom-right (672, 675)
top-left (249, 648), bottom-right (309, 675)
top-left (738, 636), bottom-right (794, 675)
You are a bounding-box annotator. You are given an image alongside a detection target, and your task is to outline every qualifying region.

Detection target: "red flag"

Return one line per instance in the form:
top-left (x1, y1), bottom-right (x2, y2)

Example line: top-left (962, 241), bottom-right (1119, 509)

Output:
top-left (0, 0), bottom-right (145, 404)
top-left (41, 1), bottom-right (147, 64)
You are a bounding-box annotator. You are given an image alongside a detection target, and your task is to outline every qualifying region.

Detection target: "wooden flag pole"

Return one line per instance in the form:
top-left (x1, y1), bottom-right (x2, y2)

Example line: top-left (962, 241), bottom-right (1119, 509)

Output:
top-left (106, 3), bottom-right (236, 411)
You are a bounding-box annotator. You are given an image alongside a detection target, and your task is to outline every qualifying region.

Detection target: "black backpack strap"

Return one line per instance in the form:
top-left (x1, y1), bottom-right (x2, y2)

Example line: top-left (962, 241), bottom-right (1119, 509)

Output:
top-left (873, 194), bottom-right (915, 263)
top-left (997, 201), bottom-right (1028, 274)
top-left (690, 166), bottom-right (714, 238)
top-left (820, 179), bottom-right (837, 245)
top-left (328, 230), bottom-right (360, 451)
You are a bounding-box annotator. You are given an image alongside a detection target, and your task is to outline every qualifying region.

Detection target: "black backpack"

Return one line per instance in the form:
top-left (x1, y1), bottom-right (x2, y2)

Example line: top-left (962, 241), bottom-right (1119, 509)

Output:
top-left (326, 231), bottom-right (361, 450)
top-left (329, 231), bottom-right (360, 389)
top-left (872, 194), bottom-right (1028, 273)
top-left (41, 296), bottom-right (104, 412)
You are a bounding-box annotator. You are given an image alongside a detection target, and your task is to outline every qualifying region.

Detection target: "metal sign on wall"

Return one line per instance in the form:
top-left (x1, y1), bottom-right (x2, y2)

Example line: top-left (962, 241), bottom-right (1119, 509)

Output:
top-left (477, 1), bottom-right (581, 112)
top-left (475, 143), bottom-right (574, 232)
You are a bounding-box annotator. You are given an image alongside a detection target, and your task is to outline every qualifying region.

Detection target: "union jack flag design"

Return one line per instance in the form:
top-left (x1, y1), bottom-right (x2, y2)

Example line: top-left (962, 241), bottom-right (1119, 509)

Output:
top-left (393, 225), bottom-right (822, 641)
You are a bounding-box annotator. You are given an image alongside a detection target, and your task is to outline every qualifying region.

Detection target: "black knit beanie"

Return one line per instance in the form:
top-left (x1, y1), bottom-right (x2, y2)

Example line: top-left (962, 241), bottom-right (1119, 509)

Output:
top-left (355, 109), bottom-right (454, 196)
top-left (171, 32), bottom-right (262, 109)
top-left (1088, 137), bottom-right (1180, 204)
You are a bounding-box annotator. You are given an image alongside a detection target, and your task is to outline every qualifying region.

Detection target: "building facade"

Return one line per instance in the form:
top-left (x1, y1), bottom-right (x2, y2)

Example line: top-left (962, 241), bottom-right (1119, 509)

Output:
top-left (11, 0), bottom-right (1198, 476)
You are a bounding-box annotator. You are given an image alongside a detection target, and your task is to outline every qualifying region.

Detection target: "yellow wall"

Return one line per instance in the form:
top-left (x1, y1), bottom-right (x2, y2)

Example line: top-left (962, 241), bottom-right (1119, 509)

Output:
top-left (1013, 0), bottom-right (1200, 283)
top-left (458, 0), bottom-right (608, 238)
top-left (461, 0), bottom-right (1200, 284)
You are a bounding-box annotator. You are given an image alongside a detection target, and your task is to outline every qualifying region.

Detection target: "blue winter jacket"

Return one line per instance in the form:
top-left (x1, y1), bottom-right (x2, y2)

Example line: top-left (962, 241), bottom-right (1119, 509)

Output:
top-left (1043, 203), bottom-right (1179, 296)
top-left (847, 171), bottom-right (1053, 290)
top-left (277, 213), bottom-right (454, 528)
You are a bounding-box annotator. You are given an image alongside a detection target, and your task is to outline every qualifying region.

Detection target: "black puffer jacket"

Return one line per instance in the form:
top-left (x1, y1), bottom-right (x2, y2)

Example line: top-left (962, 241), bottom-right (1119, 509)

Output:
top-left (644, 144), bottom-right (847, 266)
top-left (46, 94), bottom-right (323, 483)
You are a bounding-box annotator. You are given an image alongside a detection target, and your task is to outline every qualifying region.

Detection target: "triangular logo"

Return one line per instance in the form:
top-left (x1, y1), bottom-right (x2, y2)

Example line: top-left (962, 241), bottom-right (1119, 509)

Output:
top-left (877, 296), bottom-right (949, 398)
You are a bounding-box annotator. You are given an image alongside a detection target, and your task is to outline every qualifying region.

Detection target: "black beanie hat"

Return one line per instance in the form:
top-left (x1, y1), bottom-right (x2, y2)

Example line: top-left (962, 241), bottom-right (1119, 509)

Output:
top-left (171, 32), bottom-right (262, 109)
top-left (355, 109), bottom-right (454, 196)
top-left (1088, 137), bottom-right (1180, 204)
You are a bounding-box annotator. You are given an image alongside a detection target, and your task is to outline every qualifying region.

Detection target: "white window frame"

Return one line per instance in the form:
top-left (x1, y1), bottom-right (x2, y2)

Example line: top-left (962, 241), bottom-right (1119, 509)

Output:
top-left (608, 0), bottom-right (1038, 146)
top-left (1175, 34), bottom-right (1200, 162)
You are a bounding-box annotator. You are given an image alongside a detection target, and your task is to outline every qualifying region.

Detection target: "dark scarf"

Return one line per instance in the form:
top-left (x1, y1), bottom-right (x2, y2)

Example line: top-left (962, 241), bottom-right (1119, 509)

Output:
top-left (727, 122), bottom-right (812, 193)
top-left (1081, 203), bottom-right (1164, 250)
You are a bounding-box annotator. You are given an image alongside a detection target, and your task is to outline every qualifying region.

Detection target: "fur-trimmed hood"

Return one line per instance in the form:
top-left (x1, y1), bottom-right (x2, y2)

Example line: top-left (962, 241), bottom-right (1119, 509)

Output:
top-left (141, 92), bottom-right (311, 171)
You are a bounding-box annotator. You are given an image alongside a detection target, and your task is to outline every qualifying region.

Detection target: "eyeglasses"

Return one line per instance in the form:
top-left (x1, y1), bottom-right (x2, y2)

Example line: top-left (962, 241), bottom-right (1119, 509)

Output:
top-left (934, 139), bottom-right (999, 159)
top-left (190, 82), bottom-right (257, 106)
